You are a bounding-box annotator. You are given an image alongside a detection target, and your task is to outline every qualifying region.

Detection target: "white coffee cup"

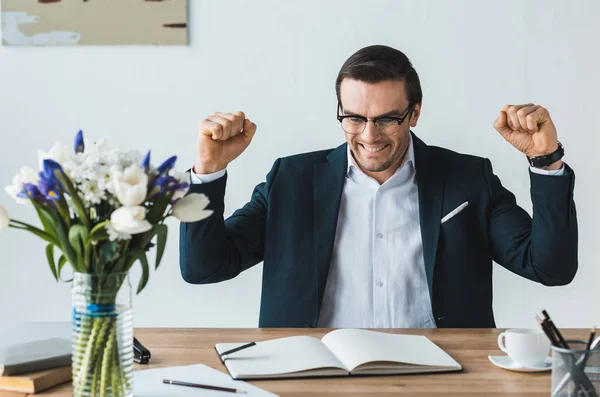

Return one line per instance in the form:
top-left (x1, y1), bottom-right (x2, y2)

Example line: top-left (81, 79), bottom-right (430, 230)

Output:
top-left (497, 328), bottom-right (550, 367)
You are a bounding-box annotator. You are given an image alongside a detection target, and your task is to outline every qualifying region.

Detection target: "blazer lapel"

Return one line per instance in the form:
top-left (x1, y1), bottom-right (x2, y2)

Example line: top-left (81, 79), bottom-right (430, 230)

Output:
top-left (313, 143), bottom-right (347, 320)
top-left (412, 132), bottom-right (446, 300)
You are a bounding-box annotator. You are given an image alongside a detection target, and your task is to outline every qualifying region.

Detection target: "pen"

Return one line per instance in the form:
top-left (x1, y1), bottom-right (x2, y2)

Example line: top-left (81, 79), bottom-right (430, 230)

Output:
top-left (542, 310), bottom-right (570, 349)
top-left (163, 379), bottom-right (247, 394)
top-left (536, 314), bottom-right (559, 346)
top-left (586, 327), bottom-right (596, 351)
top-left (220, 342), bottom-right (257, 357)
top-left (550, 326), bottom-right (600, 397)
top-left (581, 326), bottom-right (596, 368)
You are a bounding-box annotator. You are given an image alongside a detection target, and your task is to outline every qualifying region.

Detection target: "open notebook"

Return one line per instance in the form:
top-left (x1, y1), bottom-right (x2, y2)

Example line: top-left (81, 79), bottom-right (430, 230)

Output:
top-left (215, 329), bottom-right (462, 380)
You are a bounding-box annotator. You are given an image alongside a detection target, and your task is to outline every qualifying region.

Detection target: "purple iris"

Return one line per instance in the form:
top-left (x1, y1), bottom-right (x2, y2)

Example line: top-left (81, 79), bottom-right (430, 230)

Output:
top-left (141, 150), bottom-right (151, 172)
top-left (156, 155), bottom-right (177, 174)
top-left (17, 183), bottom-right (53, 203)
top-left (41, 159), bottom-right (64, 184)
top-left (166, 175), bottom-right (180, 189)
top-left (149, 174), bottom-right (187, 200)
top-left (38, 159), bottom-right (65, 200)
top-left (74, 130), bottom-right (85, 154)
top-left (170, 181), bottom-right (189, 204)
top-left (148, 176), bottom-right (169, 199)
top-left (37, 180), bottom-right (61, 201)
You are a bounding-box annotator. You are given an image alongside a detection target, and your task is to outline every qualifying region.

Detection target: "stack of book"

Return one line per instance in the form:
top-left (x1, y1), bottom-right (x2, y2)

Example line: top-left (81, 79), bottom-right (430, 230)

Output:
top-left (0, 338), bottom-right (72, 394)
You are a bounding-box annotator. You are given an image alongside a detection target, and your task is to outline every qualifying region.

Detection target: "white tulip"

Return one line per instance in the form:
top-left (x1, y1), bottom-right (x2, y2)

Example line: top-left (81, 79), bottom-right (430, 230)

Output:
top-left (0, 205), bottom-right (9, 233)
top-left (172, 193), bottom-right (213, 223)
top-left (171, 170), bottom-right (190, 184)
top-left (4, 166), bottom-right (39, 205)
top-left (112, 164), bottom-right (148, 206)
top-left (38, 142), bottom-right (73, 170)
top-left (170, 171), bottom-right (191, 203)
top-left (171, 189), bottom-right (186, 203)
top-left (110, 206), bottom-right (152, 235)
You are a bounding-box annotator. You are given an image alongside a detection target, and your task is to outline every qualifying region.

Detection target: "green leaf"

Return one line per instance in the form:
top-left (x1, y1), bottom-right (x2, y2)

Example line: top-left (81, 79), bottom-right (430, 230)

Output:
top-left (129, 226), bottom-right (156, 253)
top-left (56, 172), bottom-right (90, 229)
top-left (28, 199), bottom-right (78, 270)
top-left (125, 249), bottom-right (150, 294)
top-left (10, 222), bottom-right (60, 246)
top-left (89, 221), bottom-right (110, 240)
top-left (45, 244), bottom-right (58, 281)
top-left (32, 202), bottom-right (56, 235)
top-left (28, 201), bottom-right (60, 245)
top-left (91, 229), bottom-right (109, 244)
top-left (138, 252), bottom-right (150, 294)
top-left (54, 220), bottom-right (79, 272)
top-left (57, 255), bottom-right (69, 280)
top-left (68, 225), bottom-right (89, 268)
top-left (146, 191), bottom-right (174, 224)
top-left (54, 194), bottom-right (72, 229)
top-left (154, 224), bottom-right (168, 270)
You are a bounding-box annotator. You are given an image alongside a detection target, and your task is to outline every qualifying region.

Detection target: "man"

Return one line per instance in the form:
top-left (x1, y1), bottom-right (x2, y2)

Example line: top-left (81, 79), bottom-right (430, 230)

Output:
top-left (180, 45), bottom-right (577, 328)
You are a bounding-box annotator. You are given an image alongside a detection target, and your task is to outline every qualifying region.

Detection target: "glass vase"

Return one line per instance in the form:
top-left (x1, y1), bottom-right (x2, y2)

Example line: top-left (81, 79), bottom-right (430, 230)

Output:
top-left (71, 272), bottom-right (134, 397)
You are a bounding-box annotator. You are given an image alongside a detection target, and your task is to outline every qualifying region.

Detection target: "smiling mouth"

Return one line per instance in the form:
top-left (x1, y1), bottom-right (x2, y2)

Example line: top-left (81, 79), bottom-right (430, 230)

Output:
top-left (360, 143), bottom-right (389, 153)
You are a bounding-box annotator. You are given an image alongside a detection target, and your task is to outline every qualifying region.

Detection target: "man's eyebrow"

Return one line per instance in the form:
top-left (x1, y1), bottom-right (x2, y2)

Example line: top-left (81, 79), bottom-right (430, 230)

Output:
top-left (341, 109), bottom-right (405, 118)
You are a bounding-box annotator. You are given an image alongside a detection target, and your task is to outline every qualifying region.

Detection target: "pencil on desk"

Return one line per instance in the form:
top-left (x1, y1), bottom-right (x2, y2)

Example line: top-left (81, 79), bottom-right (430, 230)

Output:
top-left (163, 379), bottom-right (247, 394)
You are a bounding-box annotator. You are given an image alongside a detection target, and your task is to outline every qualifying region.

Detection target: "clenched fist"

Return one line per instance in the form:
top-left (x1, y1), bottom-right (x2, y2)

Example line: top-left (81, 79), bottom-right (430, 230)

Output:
top-left (194, 111), bottom-right (257, 174)
top-left (493, 104), bottom-right (562, 169)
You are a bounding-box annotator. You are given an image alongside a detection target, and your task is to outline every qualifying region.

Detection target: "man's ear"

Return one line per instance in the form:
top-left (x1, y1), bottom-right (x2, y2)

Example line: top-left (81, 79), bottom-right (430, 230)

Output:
top-left (410, 103), bottom-right (422, 128)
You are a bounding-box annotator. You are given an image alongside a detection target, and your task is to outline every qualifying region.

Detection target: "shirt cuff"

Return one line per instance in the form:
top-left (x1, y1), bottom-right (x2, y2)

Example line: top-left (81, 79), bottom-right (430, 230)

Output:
top-left (529, 164), bottom-right (566, 176)
top-left (190, 166), bottom-right (227, 184)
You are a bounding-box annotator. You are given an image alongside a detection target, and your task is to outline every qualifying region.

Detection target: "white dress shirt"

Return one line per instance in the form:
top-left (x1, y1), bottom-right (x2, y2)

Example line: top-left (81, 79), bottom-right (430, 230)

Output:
top-left (191, 141), bottom-right (565, 328)
top-left (317, 135), bottom-right (435, 328)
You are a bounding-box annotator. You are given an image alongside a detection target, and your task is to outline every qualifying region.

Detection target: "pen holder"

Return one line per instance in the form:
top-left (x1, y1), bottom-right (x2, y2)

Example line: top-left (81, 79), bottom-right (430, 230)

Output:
top-left (551, 340), bottom-right (600, 397)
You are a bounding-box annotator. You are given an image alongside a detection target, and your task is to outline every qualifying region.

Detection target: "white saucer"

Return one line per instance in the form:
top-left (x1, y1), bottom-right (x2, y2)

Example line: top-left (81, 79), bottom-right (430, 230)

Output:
top-left (488, 355), bottom-right (552, 372)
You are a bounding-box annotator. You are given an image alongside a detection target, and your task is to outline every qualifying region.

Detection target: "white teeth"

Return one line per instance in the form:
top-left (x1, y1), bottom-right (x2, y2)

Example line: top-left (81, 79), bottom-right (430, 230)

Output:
top-left (362, 145), bottom-right (385, 153)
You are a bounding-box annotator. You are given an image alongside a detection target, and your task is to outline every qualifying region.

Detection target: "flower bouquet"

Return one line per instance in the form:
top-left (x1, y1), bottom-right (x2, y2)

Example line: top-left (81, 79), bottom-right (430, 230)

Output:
top-left (0, 131), bottom-right (212, 397)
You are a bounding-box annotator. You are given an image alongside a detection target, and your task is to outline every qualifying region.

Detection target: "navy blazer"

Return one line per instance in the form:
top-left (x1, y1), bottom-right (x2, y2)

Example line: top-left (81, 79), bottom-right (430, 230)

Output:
top-left (180, 133), bottom-right (578, 328)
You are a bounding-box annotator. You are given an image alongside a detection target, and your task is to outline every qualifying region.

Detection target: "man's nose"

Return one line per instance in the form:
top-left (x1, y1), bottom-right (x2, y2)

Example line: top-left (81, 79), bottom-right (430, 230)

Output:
top-left (361, 120), bottom-right (380, 142)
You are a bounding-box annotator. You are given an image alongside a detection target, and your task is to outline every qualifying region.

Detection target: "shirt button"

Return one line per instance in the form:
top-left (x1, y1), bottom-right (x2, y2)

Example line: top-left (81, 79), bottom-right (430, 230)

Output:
top-left (376, 233), bottom-right (384, 239)
top-left (376, 281), bottom-right (384, 287)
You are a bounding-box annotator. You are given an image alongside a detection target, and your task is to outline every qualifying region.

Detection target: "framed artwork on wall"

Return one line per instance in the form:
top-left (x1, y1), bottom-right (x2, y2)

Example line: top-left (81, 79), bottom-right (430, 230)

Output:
top-left (1, 0), bottom-right (188, 46)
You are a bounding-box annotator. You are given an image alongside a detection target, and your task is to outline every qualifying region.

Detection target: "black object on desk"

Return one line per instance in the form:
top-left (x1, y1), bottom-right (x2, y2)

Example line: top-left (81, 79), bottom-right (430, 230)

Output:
top-left (134, 337), bottom-right (151, 364)
top-left (219, 342), bottom-right (256, 358)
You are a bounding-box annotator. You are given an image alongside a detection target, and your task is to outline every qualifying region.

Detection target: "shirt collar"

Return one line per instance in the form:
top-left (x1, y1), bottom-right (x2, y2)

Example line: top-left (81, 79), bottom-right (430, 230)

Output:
top-left (346, 132), bottom-right (416, 177)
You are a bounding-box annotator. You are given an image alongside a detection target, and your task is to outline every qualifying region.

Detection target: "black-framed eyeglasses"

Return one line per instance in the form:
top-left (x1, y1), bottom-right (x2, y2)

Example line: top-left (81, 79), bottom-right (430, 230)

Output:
top-left (336, 102), bottom-right (416, 136)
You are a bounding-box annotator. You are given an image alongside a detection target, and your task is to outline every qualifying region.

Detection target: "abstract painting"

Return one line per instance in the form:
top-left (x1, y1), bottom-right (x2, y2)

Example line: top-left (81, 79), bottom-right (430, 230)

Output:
top-left (1, 0), bottom-right (188, 46)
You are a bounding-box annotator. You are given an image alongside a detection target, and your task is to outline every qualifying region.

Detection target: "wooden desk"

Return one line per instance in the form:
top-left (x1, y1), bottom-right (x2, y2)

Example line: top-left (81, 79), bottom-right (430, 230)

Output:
top-left (30, 328), bottom-right (586, 396)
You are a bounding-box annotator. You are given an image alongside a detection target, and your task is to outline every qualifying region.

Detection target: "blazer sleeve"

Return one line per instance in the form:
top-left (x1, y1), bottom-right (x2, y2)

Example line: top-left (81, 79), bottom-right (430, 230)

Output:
top-left (179, 159), bottom-right (281, 284)
top-left (485, 159), bottom-right (578, 286)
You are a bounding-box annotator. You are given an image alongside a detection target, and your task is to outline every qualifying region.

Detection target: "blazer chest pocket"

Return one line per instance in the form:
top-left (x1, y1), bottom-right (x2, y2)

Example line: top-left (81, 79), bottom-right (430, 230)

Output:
top-left (441, 201), bottom-right (469, 225)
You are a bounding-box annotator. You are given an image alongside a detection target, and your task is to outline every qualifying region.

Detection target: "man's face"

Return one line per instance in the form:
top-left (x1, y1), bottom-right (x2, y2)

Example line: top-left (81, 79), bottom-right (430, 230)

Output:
top-left (339, 79), bottom-right (421, 183)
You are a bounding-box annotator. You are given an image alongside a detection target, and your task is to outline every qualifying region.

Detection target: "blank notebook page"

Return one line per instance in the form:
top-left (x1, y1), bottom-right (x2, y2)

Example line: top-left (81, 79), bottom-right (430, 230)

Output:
top-left (216, 335), bottom-right (347, 377)
top-left (321, 329), bottom-right (460, 372)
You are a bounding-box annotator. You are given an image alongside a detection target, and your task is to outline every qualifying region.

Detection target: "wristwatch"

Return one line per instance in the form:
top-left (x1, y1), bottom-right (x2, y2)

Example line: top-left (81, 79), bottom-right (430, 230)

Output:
top-left (527, 141), bottom-right (564, 168)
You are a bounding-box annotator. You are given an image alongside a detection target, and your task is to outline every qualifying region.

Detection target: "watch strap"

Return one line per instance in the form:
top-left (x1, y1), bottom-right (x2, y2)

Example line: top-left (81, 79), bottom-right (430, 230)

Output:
top-left (527, 142), bottom-right (564, 168)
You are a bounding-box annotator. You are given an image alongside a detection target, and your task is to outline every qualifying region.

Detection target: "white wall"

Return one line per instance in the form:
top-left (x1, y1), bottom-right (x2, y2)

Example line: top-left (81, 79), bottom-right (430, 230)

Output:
top-left (1, 0), bottom-right (598, 329)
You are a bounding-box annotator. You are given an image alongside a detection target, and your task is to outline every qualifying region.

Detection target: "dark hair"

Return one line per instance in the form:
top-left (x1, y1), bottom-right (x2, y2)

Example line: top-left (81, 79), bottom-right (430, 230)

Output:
top-left (335, 45), bottom-right (422, 108)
